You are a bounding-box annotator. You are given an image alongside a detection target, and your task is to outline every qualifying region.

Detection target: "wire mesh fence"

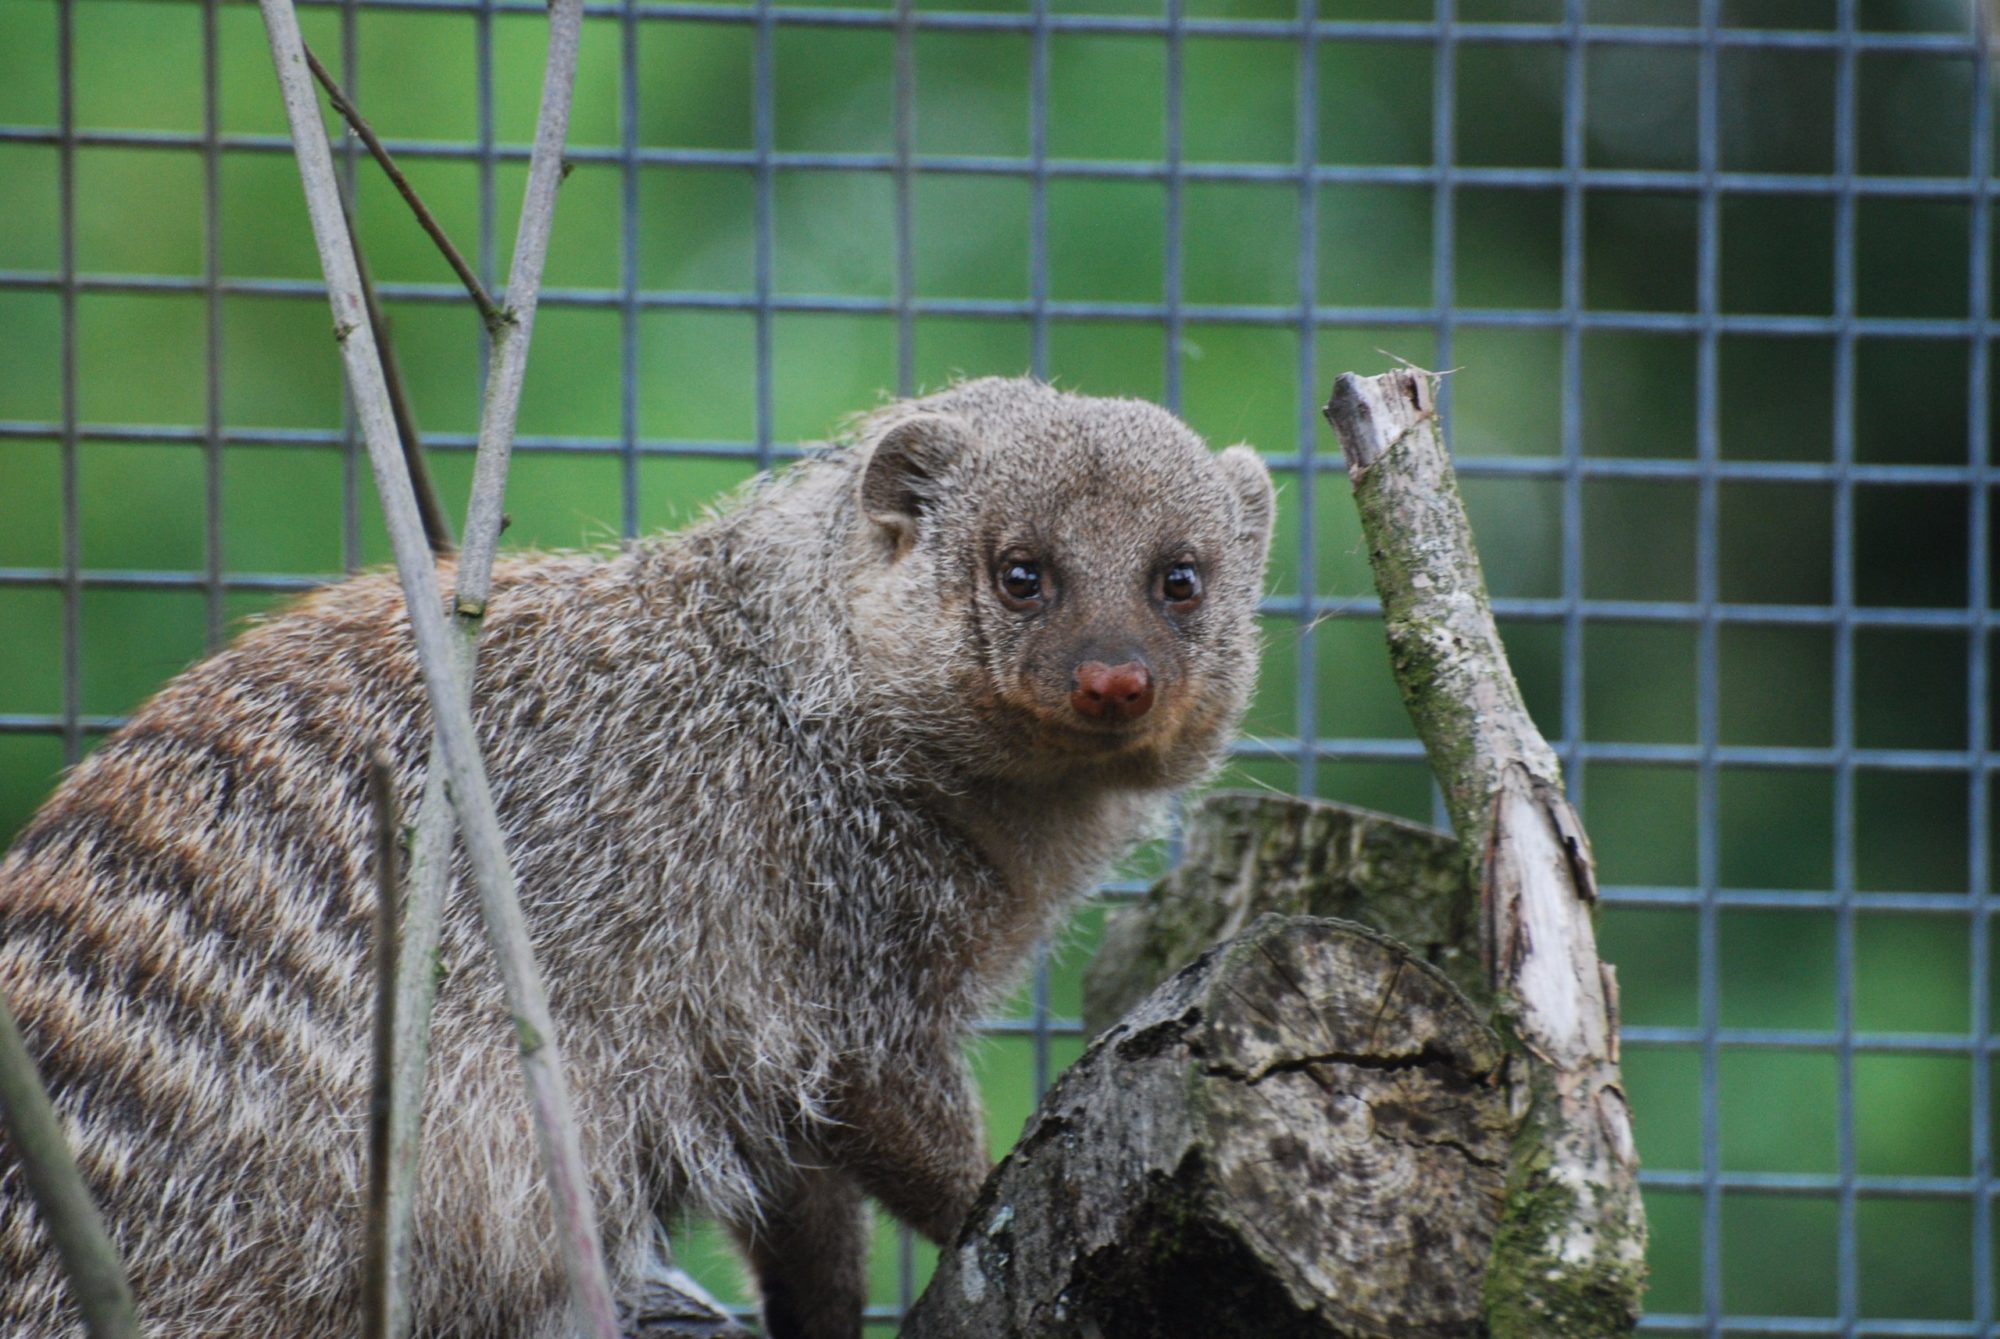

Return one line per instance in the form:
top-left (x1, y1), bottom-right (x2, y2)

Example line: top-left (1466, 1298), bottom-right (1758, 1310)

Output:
top-left (0, 0), bottom-right (1990, 1332)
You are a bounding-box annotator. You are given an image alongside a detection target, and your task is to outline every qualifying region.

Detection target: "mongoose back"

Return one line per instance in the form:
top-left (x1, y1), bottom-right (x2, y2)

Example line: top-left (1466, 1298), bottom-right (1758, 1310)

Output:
top-left (0, 377), bottom-right (1275, 1339)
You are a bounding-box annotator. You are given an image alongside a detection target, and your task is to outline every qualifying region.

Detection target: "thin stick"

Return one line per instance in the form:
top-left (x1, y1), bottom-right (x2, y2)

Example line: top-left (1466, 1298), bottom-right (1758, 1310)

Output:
top-left (361, 750), bottom-right (401, 1339)
top-left (302, 40), bottom-right (508, 335)
top-left (336, 176), bottom-right (455, 557)
top-left (257, 5), bottom-right (618, 1339)
top-left (1324, 369), bottom-right (1644, 1337)
top-left (379, 708), bottom-right (456, 1339)
top-left (451, 8), bottom-right (581, 614)
top-left (0, 991), bottom-right (141, 1339)
top-left (379, 0), bottom-right (602, 1325)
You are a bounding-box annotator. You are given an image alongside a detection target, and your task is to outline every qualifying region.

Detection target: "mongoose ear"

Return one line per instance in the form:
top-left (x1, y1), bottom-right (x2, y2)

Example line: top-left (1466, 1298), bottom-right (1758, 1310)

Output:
top-left (860, 412), bottom-right (972, 547)
top-left (1216, 445), bottom-right (1275, 554)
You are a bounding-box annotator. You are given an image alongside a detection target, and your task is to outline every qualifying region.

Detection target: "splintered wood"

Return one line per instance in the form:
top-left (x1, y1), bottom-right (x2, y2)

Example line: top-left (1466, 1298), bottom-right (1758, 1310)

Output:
top-left (1325, 369), bottom-right (1644, 1336)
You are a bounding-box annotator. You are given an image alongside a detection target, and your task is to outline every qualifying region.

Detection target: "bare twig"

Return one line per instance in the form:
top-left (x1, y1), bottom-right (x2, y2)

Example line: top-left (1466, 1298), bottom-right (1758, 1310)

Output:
top-left (257, 4), bottom-right (617, 1338)
top-left (1324, 369), bottom-right (1644, 1337)
top-left (336, 177), bottom-right (455, 557)
top-left (380, 0), bottom-right (600, 1326)
top-left (0, 992), bottom-right (141, 1339)
top-left (378, 701), bottom-right (456, 1339)
top-left (302, 40), bottom-right (508, 335)
top-left (361, 751), bottom-right (401, 1339)
top-left (452, 12), bottom-right (584, 613)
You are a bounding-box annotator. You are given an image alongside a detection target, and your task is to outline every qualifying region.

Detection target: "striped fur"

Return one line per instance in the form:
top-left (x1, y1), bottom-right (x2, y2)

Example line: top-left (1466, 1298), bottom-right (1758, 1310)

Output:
top-left (0, 379), bottom-right (1273, 1338)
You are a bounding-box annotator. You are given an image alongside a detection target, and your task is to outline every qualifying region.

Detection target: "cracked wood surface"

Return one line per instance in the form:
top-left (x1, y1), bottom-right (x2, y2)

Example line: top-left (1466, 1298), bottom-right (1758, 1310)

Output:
top-left (902, 915), bottom-right (1506, 1339)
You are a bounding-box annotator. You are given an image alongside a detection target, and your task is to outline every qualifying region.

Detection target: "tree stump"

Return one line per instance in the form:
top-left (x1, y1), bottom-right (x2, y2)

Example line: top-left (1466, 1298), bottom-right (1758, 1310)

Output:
top-left (902, 914), bottom-right (1507, 1339)
top-left (1084, 792), bottom-right (1479, 1038)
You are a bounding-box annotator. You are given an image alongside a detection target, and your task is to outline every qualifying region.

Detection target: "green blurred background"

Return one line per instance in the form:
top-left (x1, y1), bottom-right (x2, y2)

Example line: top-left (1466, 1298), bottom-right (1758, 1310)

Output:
top-left (0, 0), bottom-right (1989, 1328)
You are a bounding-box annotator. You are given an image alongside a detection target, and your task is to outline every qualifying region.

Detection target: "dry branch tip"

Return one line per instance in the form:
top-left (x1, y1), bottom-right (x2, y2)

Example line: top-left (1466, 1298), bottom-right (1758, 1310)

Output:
top-left (301, 40), bottom-right (508, 335)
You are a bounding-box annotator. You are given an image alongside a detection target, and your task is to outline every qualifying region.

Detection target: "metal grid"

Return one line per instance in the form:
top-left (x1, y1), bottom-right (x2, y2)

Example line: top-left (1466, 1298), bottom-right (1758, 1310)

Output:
top-left (0, 0), bottom-right (1991, 1333)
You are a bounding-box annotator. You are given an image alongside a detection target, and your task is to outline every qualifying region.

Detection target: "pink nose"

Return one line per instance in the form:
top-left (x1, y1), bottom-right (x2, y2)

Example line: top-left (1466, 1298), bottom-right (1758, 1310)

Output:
top-left (1072, 661), bottom-right (1154, 723)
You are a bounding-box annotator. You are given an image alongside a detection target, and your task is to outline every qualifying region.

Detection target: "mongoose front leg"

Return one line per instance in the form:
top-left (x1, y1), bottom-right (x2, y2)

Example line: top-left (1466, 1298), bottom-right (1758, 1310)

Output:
top-left (832, 1052), bottom-right (988, 1245)
top-left (732, 1168), bottom-right (869, 1339)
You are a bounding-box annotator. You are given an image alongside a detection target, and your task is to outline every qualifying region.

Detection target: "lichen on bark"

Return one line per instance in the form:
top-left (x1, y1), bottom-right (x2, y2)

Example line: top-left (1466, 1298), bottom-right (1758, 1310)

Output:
top-left (1483, 1067), bottom-right (1648, 1337)
top-left (1324, 369), bottom-right (1646, 1336)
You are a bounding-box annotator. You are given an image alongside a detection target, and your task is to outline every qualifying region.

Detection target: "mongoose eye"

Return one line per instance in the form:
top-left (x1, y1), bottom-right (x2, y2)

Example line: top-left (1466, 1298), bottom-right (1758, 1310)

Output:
top-left (1161, 562), bottom-right (1203, 611)
top-left (997, 559), bottom-right (1046, 610)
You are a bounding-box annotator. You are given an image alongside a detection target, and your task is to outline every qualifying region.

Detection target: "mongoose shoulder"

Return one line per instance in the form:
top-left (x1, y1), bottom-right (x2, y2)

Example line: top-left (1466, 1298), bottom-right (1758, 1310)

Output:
top-left (0, 376), bottom-right (1275, 1339)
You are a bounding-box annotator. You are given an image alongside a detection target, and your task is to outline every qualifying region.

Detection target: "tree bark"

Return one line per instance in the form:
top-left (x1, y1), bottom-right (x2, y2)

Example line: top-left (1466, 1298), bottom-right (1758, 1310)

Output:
top-left (902, 914), bottom-right (1507, 1339)
top-left (1084, 790), bottom-right (1480, 1037)
top-left (1324, 369), bottom-right (1645, 1335)
top-left (619, 1269), bottom-right (754, 1339)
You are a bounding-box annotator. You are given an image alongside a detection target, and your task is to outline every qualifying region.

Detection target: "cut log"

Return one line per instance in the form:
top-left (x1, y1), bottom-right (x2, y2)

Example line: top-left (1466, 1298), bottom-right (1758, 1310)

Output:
top-left (1083, 791), bottom-right (1479, 1037)
top-left (902, 914), bottom-right (1507, 1339)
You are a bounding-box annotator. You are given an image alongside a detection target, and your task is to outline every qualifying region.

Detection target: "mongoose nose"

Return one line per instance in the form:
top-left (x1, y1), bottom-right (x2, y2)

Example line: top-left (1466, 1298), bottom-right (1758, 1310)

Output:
top-left (1072, 660), bottom-right (1155, 723)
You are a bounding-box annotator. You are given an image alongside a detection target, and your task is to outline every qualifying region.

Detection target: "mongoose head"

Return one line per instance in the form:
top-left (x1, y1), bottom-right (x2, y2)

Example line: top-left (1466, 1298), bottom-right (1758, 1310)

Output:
top-left (846, 377), bottom-right (1275, 789)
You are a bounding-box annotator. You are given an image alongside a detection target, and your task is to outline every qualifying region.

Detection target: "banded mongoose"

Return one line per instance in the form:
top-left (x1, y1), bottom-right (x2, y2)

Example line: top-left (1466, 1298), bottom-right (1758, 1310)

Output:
top-left (0, 376), bottom-right (1275, 1339)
